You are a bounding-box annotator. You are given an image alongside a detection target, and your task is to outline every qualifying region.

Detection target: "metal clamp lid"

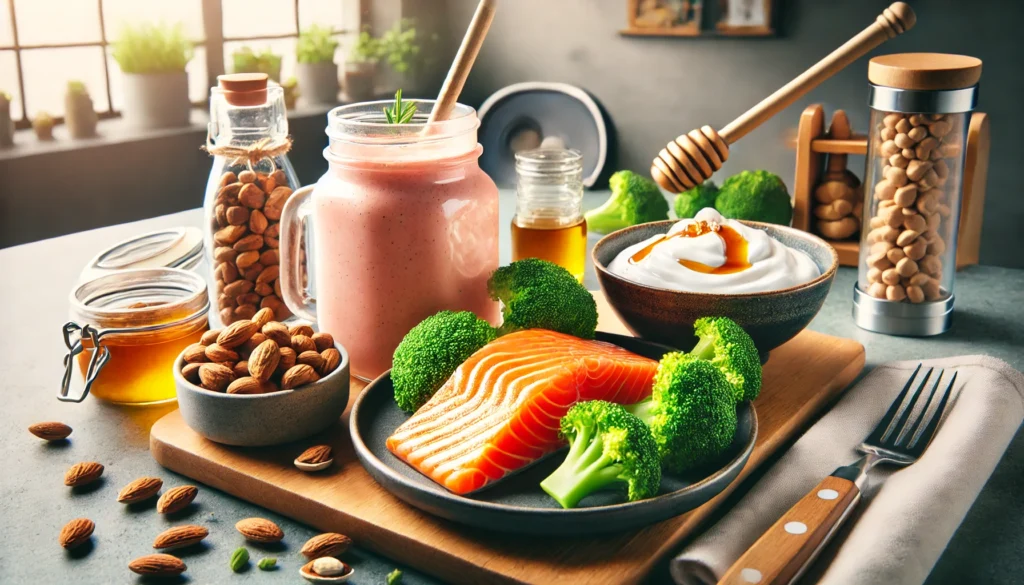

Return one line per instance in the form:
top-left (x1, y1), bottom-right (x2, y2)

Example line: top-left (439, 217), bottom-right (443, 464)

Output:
top-left (59, 322), bottom-right (111, 403)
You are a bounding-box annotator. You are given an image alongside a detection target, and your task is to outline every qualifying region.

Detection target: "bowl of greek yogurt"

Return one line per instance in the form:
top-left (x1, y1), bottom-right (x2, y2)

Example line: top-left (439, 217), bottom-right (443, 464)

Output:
top-left (593, 208), bottom-right (838, 356)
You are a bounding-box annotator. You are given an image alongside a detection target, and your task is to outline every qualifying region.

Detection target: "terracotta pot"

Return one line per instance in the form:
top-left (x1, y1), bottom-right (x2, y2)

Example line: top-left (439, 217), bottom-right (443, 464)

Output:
top-left (343, 63), bottom-right (376, 102)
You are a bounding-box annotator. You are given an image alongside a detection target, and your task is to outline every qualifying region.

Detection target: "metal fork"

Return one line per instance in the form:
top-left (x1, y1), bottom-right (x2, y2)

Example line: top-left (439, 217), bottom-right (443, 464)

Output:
top-left (718, 365), bottom-right (958, 585)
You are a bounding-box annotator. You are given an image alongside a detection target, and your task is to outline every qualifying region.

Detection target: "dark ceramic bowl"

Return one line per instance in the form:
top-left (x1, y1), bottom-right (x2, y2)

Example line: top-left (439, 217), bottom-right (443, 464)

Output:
top-left (173, 343), bottom-right (350, 447)
top-left (593, 220), bottom-right (838, 356)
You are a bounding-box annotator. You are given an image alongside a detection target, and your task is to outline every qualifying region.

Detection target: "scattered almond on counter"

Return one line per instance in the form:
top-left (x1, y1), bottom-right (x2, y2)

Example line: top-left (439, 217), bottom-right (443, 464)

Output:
top-left (29, 421), bottom-right (72, 441)
top-left (294, 445), bottom-right (333, 473)
top-left (129, 553), bottom-right (187, 576)
top-left (58, 518), bottom-right (95, 549)
top-left (236, 517), bottom-right (284, 543)
top-left (64, 461), bottom-right (104, 487)
top-left (117, 476), bottom-right (163, 504)
top-left (300, 532), bottom-right (353, 559)
top-left (156, 485), bottom-right (198, 514)
top-left (153, 525), bottom-right (209, 551)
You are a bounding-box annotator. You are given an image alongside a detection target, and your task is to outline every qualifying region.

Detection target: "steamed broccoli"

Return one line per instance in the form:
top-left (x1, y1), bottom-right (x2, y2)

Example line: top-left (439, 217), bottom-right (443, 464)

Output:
top-left (488, 258), bottom-right (598, 339)
top-left (626, 354), bottom-right (737, 474)
top-left (689, 316), bottom-right (762, 402)
top-left (391, 311), bottom-right (497, 412)
top-left (674, 181), bottom-right (719, 219)
top-left (714, 170), bottom-right (793, 226)
top-left (585, 170), bottom-right (670, 234)
top-left (540, 401), bottom-right (661, 508)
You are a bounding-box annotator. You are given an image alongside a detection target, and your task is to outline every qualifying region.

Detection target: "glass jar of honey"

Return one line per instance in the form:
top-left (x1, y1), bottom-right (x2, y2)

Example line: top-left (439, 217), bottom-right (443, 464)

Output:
top-left (60, 268), bottom-right (209, 405)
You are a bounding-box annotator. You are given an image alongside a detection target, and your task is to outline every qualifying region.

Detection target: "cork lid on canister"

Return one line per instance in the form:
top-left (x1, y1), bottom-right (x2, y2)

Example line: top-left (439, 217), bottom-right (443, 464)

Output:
top-left (218, 73), bottom-right (269, 106)
top-left (868, 53), bottom-right (982, 91)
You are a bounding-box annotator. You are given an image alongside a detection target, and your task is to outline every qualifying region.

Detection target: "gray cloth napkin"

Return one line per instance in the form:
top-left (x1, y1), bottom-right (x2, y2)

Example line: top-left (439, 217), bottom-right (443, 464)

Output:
top-left (673, 355), bottom-right (1024, 585)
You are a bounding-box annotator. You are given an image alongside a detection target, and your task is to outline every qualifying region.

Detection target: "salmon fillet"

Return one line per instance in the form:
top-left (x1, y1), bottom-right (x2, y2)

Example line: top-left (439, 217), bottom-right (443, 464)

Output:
top-left (386, 329), bottom-right (659, 494)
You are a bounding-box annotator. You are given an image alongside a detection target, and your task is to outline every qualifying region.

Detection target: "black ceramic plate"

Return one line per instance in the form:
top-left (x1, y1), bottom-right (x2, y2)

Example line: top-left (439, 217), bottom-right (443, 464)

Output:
top-left (349, 332), bottom-right (757, 535)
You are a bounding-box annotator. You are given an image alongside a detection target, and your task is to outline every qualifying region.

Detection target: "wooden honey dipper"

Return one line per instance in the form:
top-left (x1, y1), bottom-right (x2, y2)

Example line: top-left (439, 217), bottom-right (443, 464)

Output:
top-left (651, 2), bottom-right (916, 193)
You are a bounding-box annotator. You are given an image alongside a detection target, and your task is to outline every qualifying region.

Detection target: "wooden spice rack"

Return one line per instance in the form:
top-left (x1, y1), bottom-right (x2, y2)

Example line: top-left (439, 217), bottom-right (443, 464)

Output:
top-left (792, 104), bottom-right (989, 268)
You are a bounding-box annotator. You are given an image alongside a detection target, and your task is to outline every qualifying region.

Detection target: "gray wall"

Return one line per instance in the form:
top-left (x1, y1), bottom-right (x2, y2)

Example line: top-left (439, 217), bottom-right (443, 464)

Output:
top-left (443, 0), bottom-right (1022, 269)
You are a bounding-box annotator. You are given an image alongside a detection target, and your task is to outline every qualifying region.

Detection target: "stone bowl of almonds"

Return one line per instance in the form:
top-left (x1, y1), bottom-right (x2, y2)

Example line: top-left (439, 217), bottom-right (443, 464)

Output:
top-left (173, 307), bottom-right (350, 446)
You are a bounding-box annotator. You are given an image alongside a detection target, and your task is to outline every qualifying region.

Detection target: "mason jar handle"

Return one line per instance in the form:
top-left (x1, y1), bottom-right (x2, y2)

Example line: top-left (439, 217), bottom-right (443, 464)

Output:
top-left (279, 185), bottom-right (317, 322)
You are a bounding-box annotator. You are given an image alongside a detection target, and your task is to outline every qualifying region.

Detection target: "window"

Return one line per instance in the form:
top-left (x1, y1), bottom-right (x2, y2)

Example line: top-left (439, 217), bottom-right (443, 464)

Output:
top-left (1, 0), bottom-right (361, 129)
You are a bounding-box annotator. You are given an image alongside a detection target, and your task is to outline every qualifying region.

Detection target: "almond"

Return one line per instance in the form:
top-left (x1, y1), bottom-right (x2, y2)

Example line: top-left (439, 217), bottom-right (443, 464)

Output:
top-left (59, 518), bottom-right (95, 549)
top-left (205, 343), bottom-right (239, 363)
top-left (65, 461), bottom-right (104, 487)
top-left (281, 364), bottom-right (319, 389)
top-left (262, 321), bottom-right (292, 347)
top-left (239, 182), bottom-right (266, 208)
top-left (255, 265), bottom-right (279, 285)
top-left (227, 377), bottom-right (269, 395)
top-left (300, 532), bottom-right (352, 559)
top-left (240, 332), bottom-right (268, 354)
top-left (249, 209), bottom-right (269, 234)
top-left (277, 347), bottom-right (297, 374)
top-left (118, 476), bottom-right (163, 503)
top-left (235, 250), bottom-right (260, 269)
top-left (218, 318), bottom-right (259, 348)
top-left (157, 485), bottom-right (198, 514)
top-left (28, 421), bottom-right (72, 441)
top-left (182, 343), bottom-right (208, 364)
top-left (320, 348), bottom-right (342, 376)
top-left (289, 324), bottom-right (315, 337)
top-left (234, 233), bottom-right (264, 252)
top-left (251, 307), bottom-right (275, 328)
top-left (311, 332), bottom-right (335, 352)
top-left (233, 360), bottom-right (250, 377)
top-left (297, 350), bottom-right (325, 372)
top-left (129, 553), bottom-right (187, 576)
top-left (235, 517), bottom-right (284, 543)
top-left (200, 329), bottom-right (222, 345)
top-left (219, 171), bottom-right (237, 188)
top-left (263, 187), bottom-right (292, 220)
top-left (238, 169), bottom-right (258, 183)
top-left (198, 363), bottom-right (234, 392)
top-left (214, 224), bottom-right (248, 245)
top-left (214, 246), bottom-right (237, 263)
top-left (248, 339), bottom-right (281, 382)
top-left (226, 205), bottom-right (250, 226)
top-left (153, 525), bottom-right (209, 550)
top-left (297, 445), bottom-right (332, 465)
top-left (291, 334), bottom-right (316, 354)
top-left (260, 249), bottom-right (279, 266)
top-left (182, 362), bottom-right (202, 383)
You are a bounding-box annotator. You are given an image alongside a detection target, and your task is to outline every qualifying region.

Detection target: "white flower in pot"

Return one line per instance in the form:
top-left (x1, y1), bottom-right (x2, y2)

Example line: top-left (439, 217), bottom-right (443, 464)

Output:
top-left (344, 28), bottom-right (382, 102)
top-left (295, 25), bottom-right (340, 106)
top-left (64, 81), bottom-right (98, 139)
top-left (111, 22), bottom-right (193, 130)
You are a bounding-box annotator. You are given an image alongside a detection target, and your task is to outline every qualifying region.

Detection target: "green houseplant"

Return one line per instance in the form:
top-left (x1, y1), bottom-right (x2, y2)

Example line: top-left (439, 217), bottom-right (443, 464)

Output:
top-left (111, 22), bottom-right (193, 129)
top-left (377, 19), bottom-right (438, 96)
top-left (295, 25), bottom-right (339, 105)
top-left (32, 112), bottom-right (55, 141)
top-left (231, 47), bottom-right (282, 82)
top-left (282, 77), bottom-right (299, 109)
top-left (344, 27), bottom-right (383, 101)
top-left (64, 81), bottom-right (99, 139)
top-left (0, 91), bottom-right (13, 147)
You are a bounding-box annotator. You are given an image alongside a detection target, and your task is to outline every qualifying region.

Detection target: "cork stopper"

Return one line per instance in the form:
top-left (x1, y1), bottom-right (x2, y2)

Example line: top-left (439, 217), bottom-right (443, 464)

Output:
top-left (218, 73), bottom-right (269, 106)
top-left (868, 53), bottom-right (982, 91)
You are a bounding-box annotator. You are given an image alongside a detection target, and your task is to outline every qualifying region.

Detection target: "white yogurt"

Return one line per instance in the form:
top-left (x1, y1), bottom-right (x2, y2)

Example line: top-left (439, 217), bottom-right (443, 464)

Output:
top-left (608, 208), bottom-right (820, 293)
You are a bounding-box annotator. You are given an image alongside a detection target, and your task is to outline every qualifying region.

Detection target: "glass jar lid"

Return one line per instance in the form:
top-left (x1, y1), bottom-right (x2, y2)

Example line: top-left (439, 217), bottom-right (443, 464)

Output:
top-left (81, 227), bottom-right (204, 281)
top-left (868, 53), bottom-right (981, 114)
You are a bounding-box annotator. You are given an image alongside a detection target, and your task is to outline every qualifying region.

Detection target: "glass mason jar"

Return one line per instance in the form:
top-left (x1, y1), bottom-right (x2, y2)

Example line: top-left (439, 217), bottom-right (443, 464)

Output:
top-left (203, 73), bottom-right (301, 327)
top-left (511, 148), bottom-right (587, 282)
top-left (277, 100), bottom-right (500, 380)
top-left (854, 54), bottom-right (981, 336)
top-left (60, 268), bottom-right (209, 404)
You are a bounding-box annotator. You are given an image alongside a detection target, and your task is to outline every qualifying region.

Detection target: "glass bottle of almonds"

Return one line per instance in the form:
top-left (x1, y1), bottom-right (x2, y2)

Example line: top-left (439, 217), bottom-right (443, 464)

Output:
top-left (203, 73), bottom-right (300, 326)
top-left (854, 54), bottom-right (981, 336)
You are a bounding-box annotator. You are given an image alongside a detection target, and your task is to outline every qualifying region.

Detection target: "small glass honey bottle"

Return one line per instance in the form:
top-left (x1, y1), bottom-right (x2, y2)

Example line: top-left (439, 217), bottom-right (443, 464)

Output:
top-left (510, 148), bottom-right (587, 282)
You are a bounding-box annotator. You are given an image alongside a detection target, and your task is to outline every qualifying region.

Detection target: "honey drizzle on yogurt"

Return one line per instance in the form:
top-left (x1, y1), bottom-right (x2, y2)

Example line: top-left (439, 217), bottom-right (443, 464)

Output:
top-left (629, 220), bottom-right (752, 274)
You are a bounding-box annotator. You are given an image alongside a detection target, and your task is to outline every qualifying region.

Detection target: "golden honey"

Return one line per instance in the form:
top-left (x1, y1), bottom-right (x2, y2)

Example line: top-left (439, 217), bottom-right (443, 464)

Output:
top-left (511, 217), bottom-right (588, 282)
top-left (66, 269), bottom-right (209, 405)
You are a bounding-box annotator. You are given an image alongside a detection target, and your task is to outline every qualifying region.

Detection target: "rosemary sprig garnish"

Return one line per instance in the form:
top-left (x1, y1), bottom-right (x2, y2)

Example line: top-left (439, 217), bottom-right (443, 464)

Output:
top-left (383, 89), bottom-right (417, 124)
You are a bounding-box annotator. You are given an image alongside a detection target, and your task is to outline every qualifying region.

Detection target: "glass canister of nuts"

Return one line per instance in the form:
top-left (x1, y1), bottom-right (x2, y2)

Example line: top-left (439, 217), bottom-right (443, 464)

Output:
top-left (854, 53), bottom-right (981, 336)
top-left (203, 73), bottom-right (300, 326)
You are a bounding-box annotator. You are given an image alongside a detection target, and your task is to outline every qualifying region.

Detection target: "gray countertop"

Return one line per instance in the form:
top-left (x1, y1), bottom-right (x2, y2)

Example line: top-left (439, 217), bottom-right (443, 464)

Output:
top-left (1, 192), bottom-right (1021, 585)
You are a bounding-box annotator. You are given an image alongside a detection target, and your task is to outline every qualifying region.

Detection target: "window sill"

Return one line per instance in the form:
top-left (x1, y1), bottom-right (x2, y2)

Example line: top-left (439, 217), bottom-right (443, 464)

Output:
top-left (0, 101), bottom-right (339, 162)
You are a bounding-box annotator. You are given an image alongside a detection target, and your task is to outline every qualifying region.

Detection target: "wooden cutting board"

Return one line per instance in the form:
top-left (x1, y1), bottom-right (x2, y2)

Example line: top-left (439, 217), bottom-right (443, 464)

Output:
top-left (151, 294), bottom-right (865, 585)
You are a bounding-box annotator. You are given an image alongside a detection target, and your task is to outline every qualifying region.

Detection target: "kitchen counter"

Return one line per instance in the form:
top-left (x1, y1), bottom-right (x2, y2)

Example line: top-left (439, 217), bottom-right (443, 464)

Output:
top-left (1, 192), bottom-right (1021, 585)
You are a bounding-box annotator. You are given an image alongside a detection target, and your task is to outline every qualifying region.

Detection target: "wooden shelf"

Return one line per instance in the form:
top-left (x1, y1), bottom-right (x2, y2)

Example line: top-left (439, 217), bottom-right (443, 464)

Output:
top-left (619, 25), bottom-right (700, 37)
top-left (824, 239), bottom-right (861, 267)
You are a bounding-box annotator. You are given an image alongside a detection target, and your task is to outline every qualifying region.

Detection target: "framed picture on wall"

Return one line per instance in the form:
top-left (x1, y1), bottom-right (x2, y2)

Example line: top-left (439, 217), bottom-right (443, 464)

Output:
top-left (621, 0), bottom-right (703, 37)
top-left (716, 0), bottom-right (775, 36)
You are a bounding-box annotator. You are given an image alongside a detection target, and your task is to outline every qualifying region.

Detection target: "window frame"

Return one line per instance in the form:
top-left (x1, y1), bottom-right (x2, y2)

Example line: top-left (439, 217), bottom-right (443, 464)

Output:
top-left (2, 0), bottom-right (365, 130)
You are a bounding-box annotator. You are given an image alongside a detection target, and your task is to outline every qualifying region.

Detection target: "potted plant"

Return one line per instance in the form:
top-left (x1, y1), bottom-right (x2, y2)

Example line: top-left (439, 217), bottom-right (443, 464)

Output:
top-left (32, 112), bottom-right (55, 141)
top-left (344, 28), bottom-right (382, 102)
top-left (65, 81), bottom-right (99, 139)
top-left (378, 19), bottom-right (437, 96)
top-left (111, 22), bottom-right (193, 129)
top-left (295, 25), bottom-right (339, 105)
top-left (231, 47), bottom-right (282, 82)
top-left (282, 77), bottom-right (299, 109)
top-left (0, 91), bottom-right (13, 148)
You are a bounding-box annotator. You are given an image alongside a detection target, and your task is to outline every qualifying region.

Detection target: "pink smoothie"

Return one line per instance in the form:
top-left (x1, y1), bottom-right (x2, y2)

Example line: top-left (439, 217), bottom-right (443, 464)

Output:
top-left (311, 148), bottom-right (500, 380)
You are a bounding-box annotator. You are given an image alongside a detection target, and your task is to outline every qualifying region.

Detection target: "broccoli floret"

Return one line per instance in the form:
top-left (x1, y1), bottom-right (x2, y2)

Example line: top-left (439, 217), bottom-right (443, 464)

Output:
top-left (540, 400), bottom-right (661, 508)
top-left (391, 311), bottom-right (497, 412)
top-left (674, 181), bottom-right (719, 219)
top-left (585, 170), bottom-right (670, 234)
top-left (488, 258), bottom-right (598, 339)
top-left (689, 316), bottom-right (762, 402)
top-left (714, 170), bottom-right (793, 226)
top-left (626, 354), bottom-right (737, 474)
top-left (386, 568), bottom-right (403, 585)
